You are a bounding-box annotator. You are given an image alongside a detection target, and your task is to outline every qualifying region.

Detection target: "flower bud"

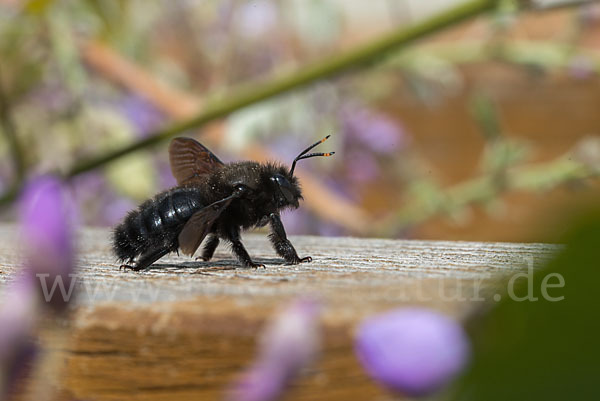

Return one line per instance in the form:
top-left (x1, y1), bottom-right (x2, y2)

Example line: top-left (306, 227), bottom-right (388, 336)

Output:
top-left (355, 307), bottom-right (470, 397)
top-left (228, 298), bottom-right (321, 401)
top-left (19, 176), bottom-right (76, 311)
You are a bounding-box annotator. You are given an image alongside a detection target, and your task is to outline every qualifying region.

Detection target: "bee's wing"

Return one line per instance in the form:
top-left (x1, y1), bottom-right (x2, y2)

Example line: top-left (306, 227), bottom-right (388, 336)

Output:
top-left (169, 137), bottom-right (225, 185)
top-left (178, 195), bottom-right (234, 256)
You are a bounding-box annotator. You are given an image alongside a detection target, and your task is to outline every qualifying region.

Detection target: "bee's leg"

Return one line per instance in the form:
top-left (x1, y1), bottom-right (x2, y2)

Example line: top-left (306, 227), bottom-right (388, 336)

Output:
top-left (198, 234), bottom-right (219, 261)
top-left (121, 247), bottom-right (170, 271)
top-left (269, 213), bottom-right (312, 264)
top-left (226, 228), bottom-right (265, 268)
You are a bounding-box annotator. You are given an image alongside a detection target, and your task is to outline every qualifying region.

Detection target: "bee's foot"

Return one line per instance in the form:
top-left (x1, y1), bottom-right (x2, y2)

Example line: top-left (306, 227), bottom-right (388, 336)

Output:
top-left (119, 264), bottom-right (140, 271)
top-left (247, 262), bottom-right (266, 269)
top-left (286, 256), bottom-right (312, 265)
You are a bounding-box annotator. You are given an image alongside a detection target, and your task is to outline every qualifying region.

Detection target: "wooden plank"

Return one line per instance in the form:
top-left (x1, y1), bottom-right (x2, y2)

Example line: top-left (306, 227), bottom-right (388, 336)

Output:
top-left (0, 225), bottom-right (560, 400)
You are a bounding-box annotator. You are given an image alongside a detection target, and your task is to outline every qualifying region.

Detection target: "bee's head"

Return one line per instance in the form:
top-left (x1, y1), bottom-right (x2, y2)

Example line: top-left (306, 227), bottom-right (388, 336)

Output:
top-left (270, 173), bottom-right (301, 208)
top-left (266, 135), bottom-right (334, 210)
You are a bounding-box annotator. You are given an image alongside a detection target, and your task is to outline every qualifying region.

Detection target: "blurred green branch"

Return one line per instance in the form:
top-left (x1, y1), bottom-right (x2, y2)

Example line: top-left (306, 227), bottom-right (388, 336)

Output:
top-left (0, 67), bottom-right (26, 191)
top-left (2, 0), bottom-right (590, 208)
top-left (0, 0), bottom-right (500, 205)
top-left (526, 0), bottom-right (599, 11)
top-left (63, 0), bottom-right (497, 179)
top-left (392, 40), bottom-right (600, 73)
top-left (378, 137), bottom-right (600, 234)
top-left (469, 93), bottom-right (503, 142)
top-left (376, 32), bottom-right (600, 235)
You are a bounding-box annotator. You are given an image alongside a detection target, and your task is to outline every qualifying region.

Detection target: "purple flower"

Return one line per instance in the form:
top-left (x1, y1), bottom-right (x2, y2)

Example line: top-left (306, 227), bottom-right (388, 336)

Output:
top-left (235, 0), bottom-right (278, 38)
top-left (355, 307), bottom-right (471, 397)
top-left (269, 135), bottom-right (305, 166)
top-left (342, 106), bottom-right (406, 154)
top-left (102, 197), bottom-right (136, 227)
top-left (345, 150), bottom-right (379, 183)
top-left (71, 171), bottom-right (134, 226)
top-left (227, 298), bottom-right (321, 401)
top-left (69, 172), bottom-right (106, 226)
top-left (280, 207), bottom-right (310, 235)
top-left (0, 275), bottom-right (39, 397)
top-left (316, 221), bottom-right (343, 237)
top-left (568, 55), bottom-right (596, 80)
top-left (578, 3), bottom-right (600, 27)
top-left (19, 176), bottom-right (77, 311)
top-left (156, 158), bottom-right (177, 190)
top-left (121, 95), bottom-right (164, 137)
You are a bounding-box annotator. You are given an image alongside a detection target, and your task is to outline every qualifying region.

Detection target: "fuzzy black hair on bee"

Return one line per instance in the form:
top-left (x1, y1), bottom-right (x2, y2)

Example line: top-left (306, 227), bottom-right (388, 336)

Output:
top-left (112, 135), bottom-right (334, 271)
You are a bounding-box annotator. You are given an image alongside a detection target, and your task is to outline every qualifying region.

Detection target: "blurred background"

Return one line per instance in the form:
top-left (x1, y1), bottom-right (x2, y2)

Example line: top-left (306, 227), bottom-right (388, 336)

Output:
top-left (1, 0), bottom-right (600, 242)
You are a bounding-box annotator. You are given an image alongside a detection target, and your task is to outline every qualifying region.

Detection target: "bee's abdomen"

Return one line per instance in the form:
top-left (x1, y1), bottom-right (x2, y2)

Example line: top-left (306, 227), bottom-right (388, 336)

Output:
top-left (112, 188), bottom-right (204, 262)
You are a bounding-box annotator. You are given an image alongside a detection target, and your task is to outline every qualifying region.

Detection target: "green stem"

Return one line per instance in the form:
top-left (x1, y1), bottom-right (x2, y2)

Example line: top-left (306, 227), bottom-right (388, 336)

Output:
top-left (0, 0), bottom-right (498, 207)
top-left (66, 0), bottom-right (497, 177)
top-left (378, 154), bottom-right (598, 235)
top-left (0, 67), bottom-right (26, 185)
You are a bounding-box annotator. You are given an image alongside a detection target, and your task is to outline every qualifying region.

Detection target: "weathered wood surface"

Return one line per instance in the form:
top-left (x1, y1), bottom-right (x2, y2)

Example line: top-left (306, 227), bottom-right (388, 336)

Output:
top-left (0, 225), bottom-right (560, 401)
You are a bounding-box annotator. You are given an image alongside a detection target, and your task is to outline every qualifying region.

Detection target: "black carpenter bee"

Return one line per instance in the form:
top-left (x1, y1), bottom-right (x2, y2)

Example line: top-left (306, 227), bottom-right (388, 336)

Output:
top-left (112, 135), bottom-right (334, 271)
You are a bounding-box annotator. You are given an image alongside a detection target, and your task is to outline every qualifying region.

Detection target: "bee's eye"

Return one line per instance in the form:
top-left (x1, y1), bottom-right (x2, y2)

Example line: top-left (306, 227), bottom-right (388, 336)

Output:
top-left (270, 174), bottom-right (295, 203)
top-left (232, 183), bottom-right (251, 197)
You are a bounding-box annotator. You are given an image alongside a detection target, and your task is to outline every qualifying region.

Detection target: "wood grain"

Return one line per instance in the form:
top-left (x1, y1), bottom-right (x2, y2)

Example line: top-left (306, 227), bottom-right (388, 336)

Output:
top-left (0, 225), bottom-right (560, 400)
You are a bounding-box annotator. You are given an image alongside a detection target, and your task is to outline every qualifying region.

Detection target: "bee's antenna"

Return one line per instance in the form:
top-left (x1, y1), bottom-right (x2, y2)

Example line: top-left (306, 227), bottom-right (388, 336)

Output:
top-left (289, 135), bottom-right (334, 176)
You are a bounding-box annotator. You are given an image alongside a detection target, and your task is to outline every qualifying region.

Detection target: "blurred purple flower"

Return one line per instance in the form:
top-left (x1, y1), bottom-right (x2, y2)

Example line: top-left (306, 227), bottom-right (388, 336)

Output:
top-left (102, 198), bottom-right (136, 227)
top-left (157, 158), bottom-right (178, 190)
top-left (29, 84), bottom-right (73, 114)
top-left (121, 95), bottom-right (164, 137)
top-left (342, 106), bottom-right (406, 154)
top-left (281, 203), bottom-right (343, 237)
top-left (227, 298), bottom-right (321, 401)
top-left (280, 207), bottom-right (310, 235)
top-left (19, 176), bottom-right (77, 311)
top-left (70, 172), bottom-right (106, 226)
top-left (568, 55), bottom-right (596, 80)
top-left (71, 171), bottom-right (106, 198)
top-left (216, 0), bottom-right (235, 29)
top-left (578, 3), bottom-right (600, 27)
top-left (71, 172), bottom-right (134, 226)
top-left (269, 135), bottom-right (304, 166)
top-left (355, 307), bottom-right (471, 397)
top-left (316, 221), bottom-right (343, 237)
top-left (345, 150), bottom-right (380, 183)
top-left (235, 0), bottom-right (278, 38)
top-left (0, 275), bottom-right (39, 397)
